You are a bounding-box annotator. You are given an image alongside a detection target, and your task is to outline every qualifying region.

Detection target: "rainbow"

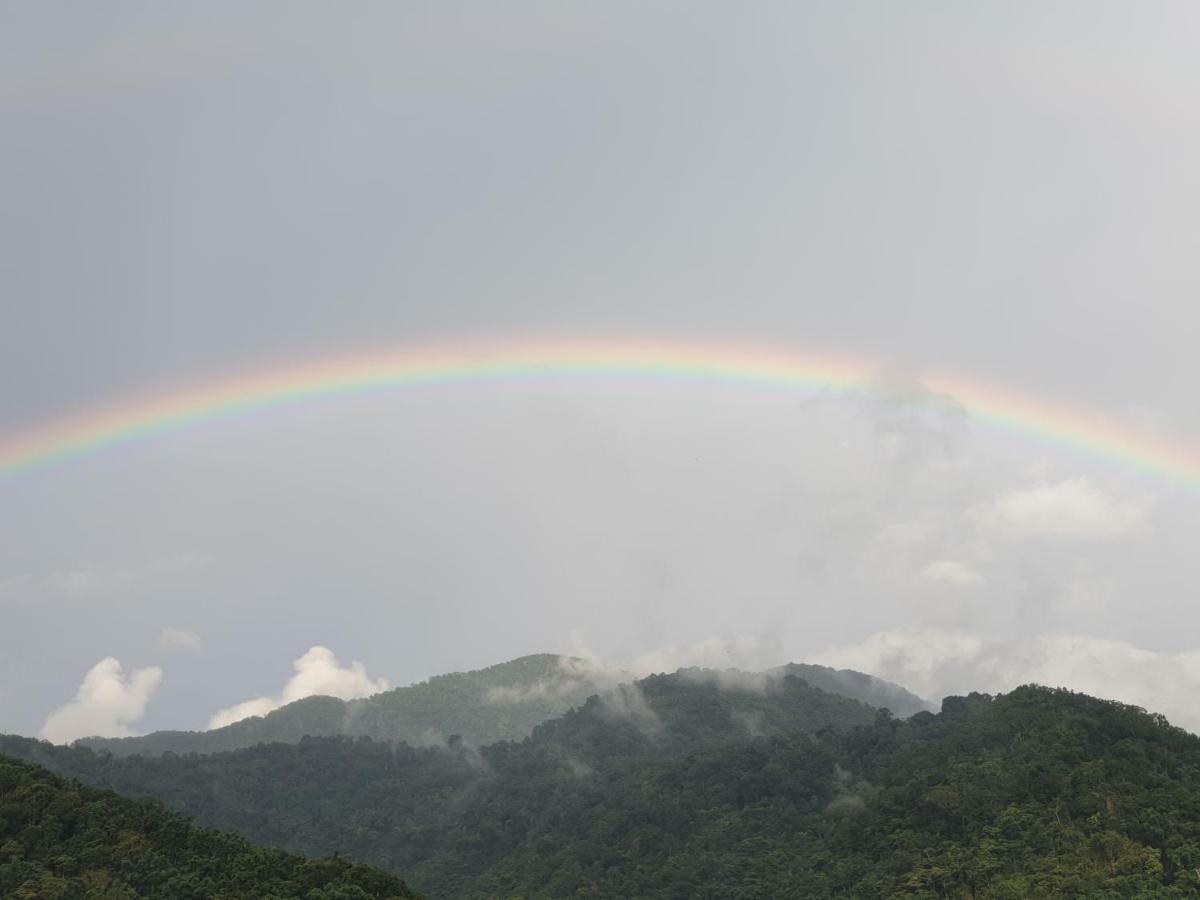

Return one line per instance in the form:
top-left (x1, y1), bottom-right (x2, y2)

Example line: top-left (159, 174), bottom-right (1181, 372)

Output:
top-left (1, 338), bottom-right (1197, 489)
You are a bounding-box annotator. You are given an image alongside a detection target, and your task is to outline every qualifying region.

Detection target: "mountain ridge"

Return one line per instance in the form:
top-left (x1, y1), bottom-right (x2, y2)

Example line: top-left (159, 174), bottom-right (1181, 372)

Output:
top-left (3, 667), bottom-right (882, 896)
top-left (11, 676), bottom-right (1200, 897)
top-left (79, 653), bottom-right (931, 756)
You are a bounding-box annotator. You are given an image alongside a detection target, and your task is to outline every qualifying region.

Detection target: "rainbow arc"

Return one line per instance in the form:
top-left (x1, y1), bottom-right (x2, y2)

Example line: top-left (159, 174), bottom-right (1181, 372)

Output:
top-left (1, 339), bottom-right (1195, 489)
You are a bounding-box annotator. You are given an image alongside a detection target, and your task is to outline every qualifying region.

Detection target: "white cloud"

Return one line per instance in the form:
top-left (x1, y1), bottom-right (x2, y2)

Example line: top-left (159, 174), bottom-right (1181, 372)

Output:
top-left (158, 628), bottom-right (202, 652)
top-left (40, 657), bottom-right (163, 744)
top-left (561, 635), bottom-right (788, 683)
top-left (812, 628), bottom-right (983, 700)
top-left (921, 559), bottom-right (983, 585)
top-left (992, 477), bottom-right (1149, 538)
top-left (208, 696), bottom-right (279, 728)
top-left (627, 636), bottom-right (787, 675)
top-left (813, 627), bottom-right (1200, 733)
top-left (208, 646), bottom-right (388, 729)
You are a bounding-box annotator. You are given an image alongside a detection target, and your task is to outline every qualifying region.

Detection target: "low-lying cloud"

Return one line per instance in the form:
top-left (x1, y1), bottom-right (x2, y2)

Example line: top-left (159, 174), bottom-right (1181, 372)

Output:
top-left (629, 636), bottom-right (788, 675)
top-left (208, 646), bottom-right (388, 728)
top-left (545, 637), bottom-right (793, 706)
top-left (565, 636), bottom-right (788, 682)
top-left (598, 682), bottom-right (664, 737)
top-left (814, 627), bottom-right (1200, 733)
top-left (40, 657), bottom-right (163, 744)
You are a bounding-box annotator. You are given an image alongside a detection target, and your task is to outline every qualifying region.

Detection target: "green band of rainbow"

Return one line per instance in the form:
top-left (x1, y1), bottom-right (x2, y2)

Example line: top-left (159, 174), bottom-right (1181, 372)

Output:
top-left (1, 339), bottom-right (1196, 489)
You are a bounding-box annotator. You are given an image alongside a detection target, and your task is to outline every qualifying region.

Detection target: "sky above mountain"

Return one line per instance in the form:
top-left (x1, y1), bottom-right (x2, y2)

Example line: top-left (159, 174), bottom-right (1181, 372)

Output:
top-left (4, 2), bottom-right (1200, 740)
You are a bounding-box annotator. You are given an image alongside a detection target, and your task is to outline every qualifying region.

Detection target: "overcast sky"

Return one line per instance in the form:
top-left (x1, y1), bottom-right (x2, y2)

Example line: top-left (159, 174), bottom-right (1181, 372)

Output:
top-left (5, 2), bottom-right (1200, 741)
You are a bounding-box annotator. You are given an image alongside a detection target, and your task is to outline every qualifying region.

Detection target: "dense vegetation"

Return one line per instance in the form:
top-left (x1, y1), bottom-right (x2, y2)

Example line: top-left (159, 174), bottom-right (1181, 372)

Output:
top-left (79, 655), bottom-right (927, 758)
top-left (0, 754), bottom-right (419, 899)
top-left (6, 672), bottom-right (877, 897)
top-left (14, 670), bottom-right (1199, 898)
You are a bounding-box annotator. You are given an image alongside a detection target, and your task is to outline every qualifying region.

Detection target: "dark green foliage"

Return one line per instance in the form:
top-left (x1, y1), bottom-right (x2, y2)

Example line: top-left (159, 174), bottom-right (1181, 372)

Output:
top-left (830, 687), bottom-right (1200, 898)
top-left (4, 673), bottom-right (875, 897)
top-left (0, 754), bottom-right (419, 899)
top-left (12, 675), bottom-right (1200, 898)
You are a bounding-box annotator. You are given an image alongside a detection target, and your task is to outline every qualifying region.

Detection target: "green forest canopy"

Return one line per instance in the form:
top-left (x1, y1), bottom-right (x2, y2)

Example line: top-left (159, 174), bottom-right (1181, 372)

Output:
top-left (11, 670), bottom-right (1200, 898)
top-left (0, 753), bottom-right (419, 900)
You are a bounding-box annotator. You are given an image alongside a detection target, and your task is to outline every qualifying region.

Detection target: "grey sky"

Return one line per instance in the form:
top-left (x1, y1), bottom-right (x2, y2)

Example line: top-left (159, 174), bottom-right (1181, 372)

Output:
top-left (4, 2), bottom-right (1200, 738)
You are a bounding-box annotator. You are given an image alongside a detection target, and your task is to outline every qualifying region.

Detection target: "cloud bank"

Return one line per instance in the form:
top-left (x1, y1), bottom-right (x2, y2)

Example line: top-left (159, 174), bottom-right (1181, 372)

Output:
top-left (813, 627), bottom-right (1200, 733)
top-left (208, 646), bottom-right (388, 728)
top-left (626, 636), bottom-right (788, 675)
top-left (563, 635), bottom-right (788, 682)
top-left (40, 657), bottom-right (163, 744)
top-left (993, 477), bottom-right (1149, 538)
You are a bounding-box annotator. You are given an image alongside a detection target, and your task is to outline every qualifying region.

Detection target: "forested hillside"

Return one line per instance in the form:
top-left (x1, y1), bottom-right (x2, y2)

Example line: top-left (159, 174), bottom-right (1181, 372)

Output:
top-left (12, 673), bottom-right (1199, 898)
top-left (769, 662), bottom-right (931, 717)
top-left (4, 671), bottom-right (877, 897)
top-left (79, 654), bottom-right (927, 757)
top-left (80, 654), bottom-right (625, 757)
top-left (0, 754), bottom-right (419, 899)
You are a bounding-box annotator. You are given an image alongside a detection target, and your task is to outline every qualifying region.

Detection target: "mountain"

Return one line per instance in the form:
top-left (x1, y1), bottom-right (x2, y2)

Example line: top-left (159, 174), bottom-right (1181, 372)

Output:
top-left (0, 753), bottom-right (419, 899)
top-left (463, 684), bottom-right (1200, 898)
top-left (79, 653), bottom-right (929, 757)
top-left (80, 653), bottom-right (627, 756)
top-left (4, 669), bottom-right (879, 897)
top-left (770, 661), bottom-right (933, 717)
top-left (12, 676), bottom-right (1200, 897)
